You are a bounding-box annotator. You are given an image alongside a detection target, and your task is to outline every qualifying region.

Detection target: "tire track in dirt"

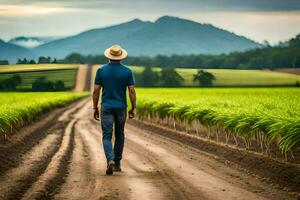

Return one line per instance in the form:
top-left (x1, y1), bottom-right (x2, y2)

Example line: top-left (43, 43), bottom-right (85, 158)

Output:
top-left (0, 100), bottom-right (297, 200)
top-left (56, 101), bottom-right (168, 200)
top-left (0, 129), bottom-right (62, 200)
top-left (0, 98), bottom-right (89, 200)
top-left (54, 125), bottom-right (94, 200)
top-left (21, 119), bottom-right (77, 200)
top-left (125, 123), bottom-right (296, 200)
top-left (124, 141), bottom-right (202, 200)
top-left (126, 132), bottom-right (264, 200)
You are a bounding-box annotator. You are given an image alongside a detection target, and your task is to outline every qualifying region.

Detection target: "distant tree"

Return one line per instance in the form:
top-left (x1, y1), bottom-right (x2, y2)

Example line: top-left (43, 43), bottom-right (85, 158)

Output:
top-left (289, 34), bottom-right (300, 47)
top-left (0, 60), bottom-right (9, 65)
top-left (52, 58), bottom-right (57, 63)
top-left (32, 77), bottom-right (54, 91)
top-left (38, 56), bottom-right (51, 64)
top-left (64, 53), bottom-right (85, 64)
top-left (31, 77), bottom-right (66, 91)
top-left (193, 70), bottom-right (215, 86)
top-left (17, 58), bottom-right (28, 64)
top-left (138, 66), bottom-right (159, 87)
top-left (16, 58), bottom-right (22, 64)
top-left (160, 68), bottom-right (183, 87)
top-left (263, 40), bottom-right (271, 47)
top-left (54, 80), bottom-right (65, 91)
top-left (28, 60), bottom-right (36, 64)
top-left (0, 74), bottom-right (22, 90)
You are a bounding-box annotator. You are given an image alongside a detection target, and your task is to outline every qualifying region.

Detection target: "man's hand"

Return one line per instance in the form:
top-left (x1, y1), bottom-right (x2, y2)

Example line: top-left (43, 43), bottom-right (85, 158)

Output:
top-left (92, 84), bottom-right (101, 121)
top-left (94, 108), bottom-right (100, 121)
top-left (128, 108), bottom-right (135, 119)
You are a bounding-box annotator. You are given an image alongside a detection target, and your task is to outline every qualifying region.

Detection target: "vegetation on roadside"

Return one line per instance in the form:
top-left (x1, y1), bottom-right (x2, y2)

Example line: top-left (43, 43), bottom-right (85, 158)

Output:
top-left (135, 88), bottom-right (300, 157)
top-left (0, 92), bottom-right (88, 136)
top-left (0, 64), bottom-right (78, 91)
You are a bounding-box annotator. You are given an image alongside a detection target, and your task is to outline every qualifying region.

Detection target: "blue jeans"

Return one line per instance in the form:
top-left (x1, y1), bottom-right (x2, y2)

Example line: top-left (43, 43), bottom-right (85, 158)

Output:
top-left (101, 108), bottom-right (127, 164)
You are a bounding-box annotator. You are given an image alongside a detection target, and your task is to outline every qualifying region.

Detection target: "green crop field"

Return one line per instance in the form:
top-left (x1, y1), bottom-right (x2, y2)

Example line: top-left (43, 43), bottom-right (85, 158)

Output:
top-left (136, 88), bottom-right (300, 154)
top-left (0, 64), bottom-right (77, 73)
top-left (0, 64), bottom-right (79, 90)
top-left (0, 69), bottom-right (77, 90)
top-left (0, 92), bottom-right (88, 135)
top-left (130, 66), bottom-right (300, 86)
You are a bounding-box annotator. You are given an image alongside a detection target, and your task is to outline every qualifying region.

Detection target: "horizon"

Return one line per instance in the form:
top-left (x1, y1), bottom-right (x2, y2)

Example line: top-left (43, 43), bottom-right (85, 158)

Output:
top-left (1, 0), bottom-right (300, 44)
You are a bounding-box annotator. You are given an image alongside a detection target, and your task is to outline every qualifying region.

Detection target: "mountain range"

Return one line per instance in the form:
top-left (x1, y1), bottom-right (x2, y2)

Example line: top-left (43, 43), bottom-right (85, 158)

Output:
top-left (0, 39), bottom-right (34, 62)
top-left (1, 16), bottom-right (262, 63)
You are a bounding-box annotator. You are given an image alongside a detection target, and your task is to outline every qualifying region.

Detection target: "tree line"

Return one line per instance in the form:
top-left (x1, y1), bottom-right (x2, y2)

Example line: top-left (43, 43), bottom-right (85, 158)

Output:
top-left (1, 34), bottom-right (299, 69)
top-left (62, 34), bottom-right (300, 69)
top-left (136, 67), bottom-right (215, 87)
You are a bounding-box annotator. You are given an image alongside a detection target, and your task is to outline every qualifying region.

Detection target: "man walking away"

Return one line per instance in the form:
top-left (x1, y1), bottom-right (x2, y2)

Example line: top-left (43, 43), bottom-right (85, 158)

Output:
top-left (92, 45), bottom-right (136, 175)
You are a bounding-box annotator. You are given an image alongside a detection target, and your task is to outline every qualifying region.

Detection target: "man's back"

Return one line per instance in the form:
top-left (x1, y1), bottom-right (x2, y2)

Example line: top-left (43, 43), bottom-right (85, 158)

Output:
top-left (94, 62), bottom-right (134, 109)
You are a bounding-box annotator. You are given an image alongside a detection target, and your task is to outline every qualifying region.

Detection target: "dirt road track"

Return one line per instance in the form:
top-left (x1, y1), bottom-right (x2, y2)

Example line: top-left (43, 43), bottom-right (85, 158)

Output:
top-left (0, 98), bottom-right (297, 200)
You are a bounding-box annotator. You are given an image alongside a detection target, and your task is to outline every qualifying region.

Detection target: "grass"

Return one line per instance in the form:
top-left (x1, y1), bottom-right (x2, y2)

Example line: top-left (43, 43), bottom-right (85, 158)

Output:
top-left (136, 88), bottom-right (300, 154)
top-left (130, 66), bottom-right (300, 86)
top-left (0, 92), bottom-right (88, 135)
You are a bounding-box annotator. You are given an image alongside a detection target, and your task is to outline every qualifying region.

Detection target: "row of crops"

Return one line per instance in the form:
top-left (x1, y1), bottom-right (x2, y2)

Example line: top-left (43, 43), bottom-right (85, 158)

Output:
top-left (135, 88), bottom-right (300, 158)
top-left (0, 92), bottom-right (88, 136)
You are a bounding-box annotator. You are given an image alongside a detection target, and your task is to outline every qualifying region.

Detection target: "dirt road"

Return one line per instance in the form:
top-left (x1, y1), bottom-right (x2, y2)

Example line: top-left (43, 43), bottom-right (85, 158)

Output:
top-left (0, 98), bottom-right (297, 200)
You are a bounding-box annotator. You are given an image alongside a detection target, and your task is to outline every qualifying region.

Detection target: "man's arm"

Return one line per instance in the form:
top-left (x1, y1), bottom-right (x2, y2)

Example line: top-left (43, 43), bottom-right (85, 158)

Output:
top-left (92, 84), bottom-right (101, 120)
top-left (128, 85), bottom-right (136, 119)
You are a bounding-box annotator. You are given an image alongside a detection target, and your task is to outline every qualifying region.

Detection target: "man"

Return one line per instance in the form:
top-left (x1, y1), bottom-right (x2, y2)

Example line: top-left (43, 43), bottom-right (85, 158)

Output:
top-left (92, 45), bottom-right (136, 175)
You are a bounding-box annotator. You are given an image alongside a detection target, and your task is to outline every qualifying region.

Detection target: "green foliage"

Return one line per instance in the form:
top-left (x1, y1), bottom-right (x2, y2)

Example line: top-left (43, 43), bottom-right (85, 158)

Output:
top-left (193, 70), bottom-right (215, 86)
top-left (137, 66), bottom-right (159, 87)
top-left (0, 60), bottom-right (9, 65)
top-left (32, 77), bottom-right (66, 91)
top-left (135, 88), bottom-right (300, 153)
top-left (0, 65), bottom-right (77, 91)
top-left (0, 92), bottom-right (88, 135)
top-left (132, 66), bottom-right (300, 87)
top-left (0, 75), bottom-right (22, 90)
top-left (160, 68), bottom-right (183, 87)
top-left (63, 34), bottom-right (300, 69)
top-left (38, 56), bottom-right (52, 64)
top-left (64, 53), bottom-right (87, 64)
top-left (54, 80), bottom-right (65, 91)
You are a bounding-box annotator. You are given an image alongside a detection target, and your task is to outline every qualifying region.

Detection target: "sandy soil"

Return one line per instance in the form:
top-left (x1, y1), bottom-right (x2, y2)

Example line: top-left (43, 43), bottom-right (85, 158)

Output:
top-left (0, 99), bottom-right (298, 200)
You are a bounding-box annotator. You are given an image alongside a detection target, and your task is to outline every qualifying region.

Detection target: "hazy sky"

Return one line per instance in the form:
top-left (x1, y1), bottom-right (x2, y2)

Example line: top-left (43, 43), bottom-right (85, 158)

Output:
top-left (1, 0), bottom-right (300, 44)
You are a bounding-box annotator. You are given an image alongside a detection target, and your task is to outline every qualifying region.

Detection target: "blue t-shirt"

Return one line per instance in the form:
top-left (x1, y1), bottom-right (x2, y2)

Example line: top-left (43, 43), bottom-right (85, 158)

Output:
top-left (94, 62), bottom-right (135, 109)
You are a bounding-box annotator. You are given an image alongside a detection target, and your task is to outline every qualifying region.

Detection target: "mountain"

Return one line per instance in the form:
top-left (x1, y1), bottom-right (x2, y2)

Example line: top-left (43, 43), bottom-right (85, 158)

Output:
top-left (33, 19), bottom-right (151, 58)
top-left (33, 16), bottom-right (262, 58)
top-left (9, 36), bottom-right (61, 48)
top-left (0, 39), bottom-right (34, 63)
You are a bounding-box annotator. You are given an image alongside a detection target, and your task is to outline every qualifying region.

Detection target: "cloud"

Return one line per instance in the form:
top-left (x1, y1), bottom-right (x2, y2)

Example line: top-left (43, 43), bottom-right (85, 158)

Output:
top-left (0, 0), bottom-right (299, 43)
top-left (0, 5), bottom-right (79, 16)
top-left (2, 0), bottom-right (300, 11)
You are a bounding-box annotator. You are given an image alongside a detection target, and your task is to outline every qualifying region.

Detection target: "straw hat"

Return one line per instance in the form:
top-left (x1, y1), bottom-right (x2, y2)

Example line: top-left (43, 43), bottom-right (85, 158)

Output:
top-left (104, 45), bottom-right (128, 60)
